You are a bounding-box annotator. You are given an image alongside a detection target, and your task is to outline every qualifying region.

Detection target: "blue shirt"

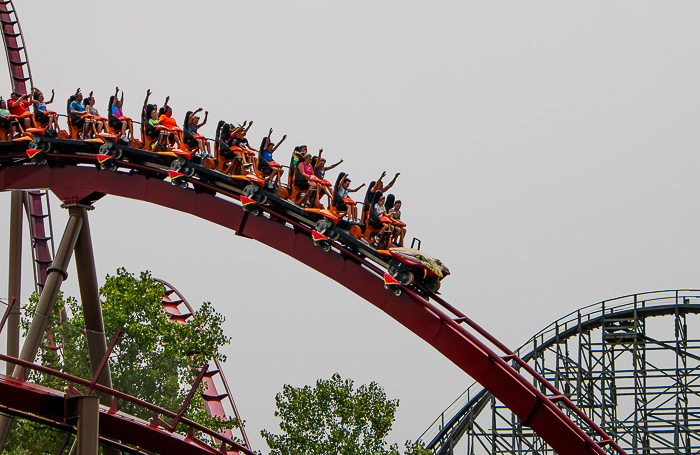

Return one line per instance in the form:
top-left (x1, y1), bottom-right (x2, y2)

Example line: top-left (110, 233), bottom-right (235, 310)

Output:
top-left (70, 101), bottom-right (85, 113)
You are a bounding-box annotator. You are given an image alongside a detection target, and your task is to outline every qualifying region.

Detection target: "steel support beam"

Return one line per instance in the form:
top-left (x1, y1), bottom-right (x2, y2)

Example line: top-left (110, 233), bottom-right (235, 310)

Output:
top-left (66, 395), bottom-right (100, 455)
top-left (6, 190), bottom-right (23, 375)
top-left (0, 211), bottom-right (83, 448)
top-left (69, 205), bottom-right (120, 455)
top-left (70, 206), bottom-right (113, 399)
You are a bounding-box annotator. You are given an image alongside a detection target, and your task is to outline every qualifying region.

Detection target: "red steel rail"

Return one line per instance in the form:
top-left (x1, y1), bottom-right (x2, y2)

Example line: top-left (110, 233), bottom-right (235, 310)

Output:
top-left (24, 189), bottom-right (55, 293)
top-left (0, 157), bottom-right (626, 455)
top-left (0, 0), bottom-right (32, 94)
top-left (157, 278), bottom-right (251, 450)
top-left (0, 350), bottom-right (254, 455)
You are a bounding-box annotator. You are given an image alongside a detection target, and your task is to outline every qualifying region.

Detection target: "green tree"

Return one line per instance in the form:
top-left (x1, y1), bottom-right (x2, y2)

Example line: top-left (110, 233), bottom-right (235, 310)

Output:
top-left (5, 268), bottom-right (235, 453)
top-left (261, 373), bottom-right (431, 455)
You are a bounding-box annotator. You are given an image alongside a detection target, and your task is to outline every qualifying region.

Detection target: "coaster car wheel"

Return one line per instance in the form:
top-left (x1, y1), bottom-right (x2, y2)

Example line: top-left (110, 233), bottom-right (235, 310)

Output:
top-left (244, 184), bottom-right (267, 204)
top-left (170, 158), bottom-right (194, 178)
top-left (170, 156), bottom-right (187, 172)
top-left (396, 270), bottom-right (414, 286)
top-left (383, 283), bottom-right (402, 297)
top-left (423, 276), bottom-right (441, 293)
top-left (98, 141), bottom-right (113, 155)
top-left (31, 155), bottom-right (47, 166)
top-left (100, 160), bottom-right (117, 171)
top-left (243, 184), bottom-right (257, 198)
top-left (387, 260), bottom-right (401, 278)
top-left (247, 205), bottom-right (260, 216)
top-left (28, 139), bottom-right (51, 153)
top-left (315, 218), bottom-right (334, 236)
top-left (318, 240), bottom-right (331, 252)
top-left (171, 177), bottom-right (188, 189)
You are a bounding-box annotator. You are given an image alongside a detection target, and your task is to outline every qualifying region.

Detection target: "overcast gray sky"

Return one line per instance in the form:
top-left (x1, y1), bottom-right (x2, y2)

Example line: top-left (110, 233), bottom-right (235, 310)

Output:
top-left (1, 0), bottom-right (700, 452)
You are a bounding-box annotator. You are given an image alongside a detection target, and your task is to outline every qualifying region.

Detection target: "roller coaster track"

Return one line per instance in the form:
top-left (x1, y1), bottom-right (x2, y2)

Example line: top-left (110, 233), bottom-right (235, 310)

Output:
top-left (0, 139), bottom-right (627, 455)
top-left (0, 3), bottom-right (250, 451)
top-left (422, 290), bottom-right (700, 455)
top-left (0, 3), bottom-right (629, 452)
top-left (24, 189), bottom-right (55, 293)
top-left (0, 1), bottom-right (56, 296)
top-left (0, 0), bottom-right (32, 95)
top-left (0, 348), bottom-right (255, 455)
top-left (157, 278), bottom-right (251, 450)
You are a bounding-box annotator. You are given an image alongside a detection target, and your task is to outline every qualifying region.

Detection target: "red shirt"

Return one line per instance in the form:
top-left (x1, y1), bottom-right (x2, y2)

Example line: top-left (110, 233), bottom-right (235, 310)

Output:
top-left (8, 99), bottom-right (30, 116)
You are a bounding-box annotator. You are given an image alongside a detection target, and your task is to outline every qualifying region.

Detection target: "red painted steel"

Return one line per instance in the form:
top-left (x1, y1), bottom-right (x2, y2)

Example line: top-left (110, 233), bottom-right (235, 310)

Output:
top-left (0, 351), bottom-right (253, 455)
top-left (0, 163), bottom-right (625, 455)
top-left (24, 190), bottom-right (55, 293)
top-left (159, 280), bottom-right (251, 450)
top-left (0, 0), bottom-right (32, 94)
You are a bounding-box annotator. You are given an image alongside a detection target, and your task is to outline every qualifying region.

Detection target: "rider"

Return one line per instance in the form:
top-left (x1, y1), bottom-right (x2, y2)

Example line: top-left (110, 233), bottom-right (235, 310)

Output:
top-left (332, 172), bottom-right (365, 222)
top-left (31, 88), bottom-right (60, 132)
top-left (294, 153), bottom-right (318, 205)
top-left (363, 171), bottom-right (400, 223)
top-left (69, 88), bottom-right (91, 136)
top-left (83, 92), bottom-right (106, 134)
top-left (8, 92), bottom-right (32, 131)
top-left (387, 198), bottom-right (405, 246)
top-left (109, 87), bottom-right (134, 141)
top-left (312, 149), bottom-right (342, 208)
top-left (158, 98), bottom-right (182, 148)
top-left (183, 108), bottom-right (210, 155)
top-left (258, 128), bottom-right (286, 188)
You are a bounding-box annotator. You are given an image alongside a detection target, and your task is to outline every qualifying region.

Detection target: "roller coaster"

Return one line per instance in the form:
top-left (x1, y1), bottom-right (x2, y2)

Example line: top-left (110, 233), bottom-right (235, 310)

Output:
top-left (421, 290), bottom-right (700, 454)
top-left (0, 1), bottom-right (690, 454)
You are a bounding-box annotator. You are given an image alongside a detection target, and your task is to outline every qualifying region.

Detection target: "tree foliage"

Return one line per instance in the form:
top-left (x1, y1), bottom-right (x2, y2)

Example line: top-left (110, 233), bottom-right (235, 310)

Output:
top-left (5, 268), bottom-right (234, 453)
top-left (262, 373), bottom-right (431, 455)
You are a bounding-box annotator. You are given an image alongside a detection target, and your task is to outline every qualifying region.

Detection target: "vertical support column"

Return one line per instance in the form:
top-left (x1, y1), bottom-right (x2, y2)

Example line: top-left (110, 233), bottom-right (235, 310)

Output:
top-left (489, 395), bottom-right (496, 455)
top-left (600, 305), bottom-right (618, 439)
top-left (13, 212), bottom-right (82, 378)
top-left (632, 300), bottom-right (649, 455)
top-left (0, 211), bottom-right (83, 449)
top-left (674, 306), bottom-right (689, 455)
top-left (554, 323), bottom-right (561, 391)
top-left (66, 396), bottom-right (100, 455)
top-left (70, 206), bottom-right (113, 400)
top-left (6, 190), bottom-right (23, 374)
top-left (68, 205), bottom-right (120, 455)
